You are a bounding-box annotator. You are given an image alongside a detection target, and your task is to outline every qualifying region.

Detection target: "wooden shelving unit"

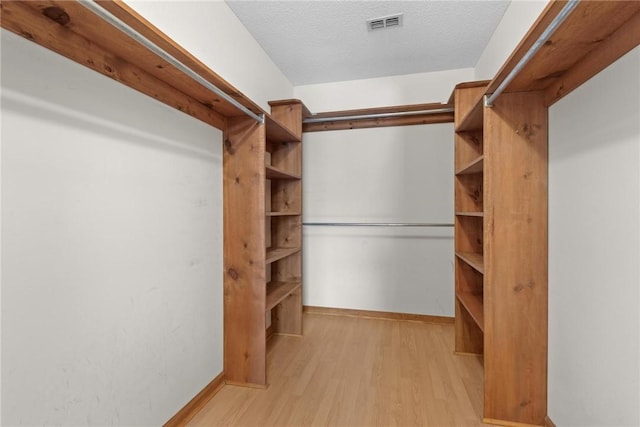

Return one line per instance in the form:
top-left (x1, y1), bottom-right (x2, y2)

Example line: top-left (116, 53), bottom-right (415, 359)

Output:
top-left (451, 4), bottom-right (640, 425)
top-left (224, 100), bottom-right (308, 387)
top-left (266, 281), bottom-right (302, 311)
top-left (454, 81), bottom-right (549, 427)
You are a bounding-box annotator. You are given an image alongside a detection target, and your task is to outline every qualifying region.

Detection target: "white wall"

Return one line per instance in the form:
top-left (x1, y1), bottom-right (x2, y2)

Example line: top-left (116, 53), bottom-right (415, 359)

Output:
top-left (302, 125), bottom-right (455, 316)
top-left (1, 30), bottom-right (223, 425)
top-left (474, 0), bottom-right (547, 80)
top-left (126, 0), bottom-right (293, 111)
top-left (295, 69), bottom-right (473, 316)
top-left (296, 68), bottom-right (473, 112)
top-left (548, 47), bottom-right (640, 426)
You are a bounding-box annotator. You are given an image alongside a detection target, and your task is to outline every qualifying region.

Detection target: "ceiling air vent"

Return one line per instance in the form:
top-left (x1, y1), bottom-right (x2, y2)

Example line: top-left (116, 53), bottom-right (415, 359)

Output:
top-left (367, 13), bottom-right (403, 31)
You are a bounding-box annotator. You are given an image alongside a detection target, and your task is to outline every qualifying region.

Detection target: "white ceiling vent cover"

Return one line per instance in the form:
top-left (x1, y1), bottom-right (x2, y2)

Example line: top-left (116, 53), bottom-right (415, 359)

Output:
top-left (367, 13), bottom-right (403, 31)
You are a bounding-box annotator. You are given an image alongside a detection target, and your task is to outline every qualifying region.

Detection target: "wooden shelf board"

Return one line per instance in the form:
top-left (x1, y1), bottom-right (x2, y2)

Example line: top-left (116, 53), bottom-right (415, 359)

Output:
top-left (486, 1), bottom-right (640, 106)
top-left (265, 247), bottom-right (301, 264)
top-left (265, 114), bottom-right (300, 143)
top-left (456, 292), bottom-right (484, 332)
top-left (455, 96), bottom-right (485, 132)
top-left (455, 252), bottom-right (484, 274)
top-left (266, 281), bottom-right (302, 312)
top-left (455, 155), bottom-right (484, 175)
top-left (456, 212), bottom-right (484, 217)
top-left (0, 1), bottom-right (263, 131)
top-left (265, 165), bottom-right (301, 180)
top-left (266, 212), bottom-right (301, 217)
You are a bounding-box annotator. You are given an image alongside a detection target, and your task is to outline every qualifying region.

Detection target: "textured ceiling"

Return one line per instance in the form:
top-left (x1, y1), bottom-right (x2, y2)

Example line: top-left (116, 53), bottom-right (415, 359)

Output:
top-left (225, 1), bottom-right (511, 86)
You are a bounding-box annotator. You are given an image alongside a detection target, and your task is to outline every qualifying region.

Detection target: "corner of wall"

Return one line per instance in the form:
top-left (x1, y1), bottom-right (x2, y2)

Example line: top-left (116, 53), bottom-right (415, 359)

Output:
top-left (474, 0), bottom-right (548, 81)
top-left (124, 0), bottom-right (293, 111)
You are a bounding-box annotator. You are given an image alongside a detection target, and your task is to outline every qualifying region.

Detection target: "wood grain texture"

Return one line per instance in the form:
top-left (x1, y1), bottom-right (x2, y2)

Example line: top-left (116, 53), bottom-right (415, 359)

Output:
top-left (265, 247), bottom-right (300, 265)
top-left (266, 100), bottom-right (304, 340)
top-left (164, 372), bottom-right (225, 427)
top-left (483, 91), bottom-right (548, 426)
top-left (269, 101), bottom-right (305, 140)
top-left (456, 293), bottom-right (484, 332)
top-left (303, 111), bottom-right (453, 132)
top-left (188, 313), bottom-right (484, 426)
top-left (265, 115), bottom-right (300, 144)
top-left (265, 165), bottom-right (301, 180)
top-left (78, 0), bottom-right (264, 117)
top-left (455, 252), bottom-right (484, 275)
top-left (503, 1), bottom-right (640, 95)
top-left (266, 281), bottom-right (302, 312)
top-left (0, 0), bottom-right (226, 130)
top-left (455, 298), bottom-right (484, 355)
top-left (273, 287), bottom-right (303, 335)
top-left (223, 116), bottom-right (267, 387)
top-left (454, 83), bottom-right (488, 132)
top-left (544, 9), bottom-right (640, 106)
top-left (456, 155), bottom-right (484, 175)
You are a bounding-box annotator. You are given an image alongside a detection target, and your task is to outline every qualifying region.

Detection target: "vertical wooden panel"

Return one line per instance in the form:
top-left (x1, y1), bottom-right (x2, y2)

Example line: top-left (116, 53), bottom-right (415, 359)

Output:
top-left (223, 116), bottom-right (267, 386)
top-left (274, 288), bottom-right (303, 335)
top-left (483, 91), bottom-right (548, 425)
top-left (271, 216), bottom-right (302, 248)
top-left (271, 180), bottom-right (302, 212)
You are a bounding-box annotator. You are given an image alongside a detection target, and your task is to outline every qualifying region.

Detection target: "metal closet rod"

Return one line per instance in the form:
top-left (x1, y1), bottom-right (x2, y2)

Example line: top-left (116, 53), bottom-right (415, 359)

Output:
top-left (303, 222), bottom-right (454, 227)
top-left (303, 107), bottom-right (454, 124)
top-left (78, 0), bottom-right (264, 124)
top-left (484, 0), bottom-right (580, 107)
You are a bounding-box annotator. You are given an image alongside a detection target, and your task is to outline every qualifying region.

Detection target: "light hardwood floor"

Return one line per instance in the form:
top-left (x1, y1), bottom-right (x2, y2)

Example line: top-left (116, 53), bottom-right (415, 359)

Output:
top-left (189, 312), bottom-right (486, 426)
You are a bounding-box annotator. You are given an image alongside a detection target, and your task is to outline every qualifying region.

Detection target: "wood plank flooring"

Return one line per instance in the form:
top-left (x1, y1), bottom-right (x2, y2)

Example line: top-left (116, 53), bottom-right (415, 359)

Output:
top-left (189, 312), bottom-right (485, 426)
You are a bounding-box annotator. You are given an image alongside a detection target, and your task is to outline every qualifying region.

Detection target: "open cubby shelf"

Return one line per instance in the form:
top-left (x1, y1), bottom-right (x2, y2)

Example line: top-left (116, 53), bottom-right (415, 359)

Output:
top-left (266, 165), bottom-right (301, 180)
top-left (455, 251), bottom-right (484, 275)
top-left (266, 281), bottom-right (302, 312)
top-left (456, 292), bottom-right (484, 332)
top-left (455, 155), bottom-right (484, 175)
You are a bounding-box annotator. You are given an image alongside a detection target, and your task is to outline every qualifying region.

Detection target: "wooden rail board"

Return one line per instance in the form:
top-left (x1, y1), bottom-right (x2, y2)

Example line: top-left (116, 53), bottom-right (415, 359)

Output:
top-left (0, 0), bottom-right (227, 130)
top-left (0, 0), bottom-right (265, 130)
top-left (303, 103), bottom-right (453, 132)
top-left (487, 0), bottom-right (640, 106)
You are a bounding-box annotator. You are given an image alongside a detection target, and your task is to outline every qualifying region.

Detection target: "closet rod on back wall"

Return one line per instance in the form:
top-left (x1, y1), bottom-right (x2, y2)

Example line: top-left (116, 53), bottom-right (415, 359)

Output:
top-left (303, 222), bottom-right (454, 227)
top-left (303, 107), bottom-right (454, 124)
top-left (78, 0), bottom-right (265, 124)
